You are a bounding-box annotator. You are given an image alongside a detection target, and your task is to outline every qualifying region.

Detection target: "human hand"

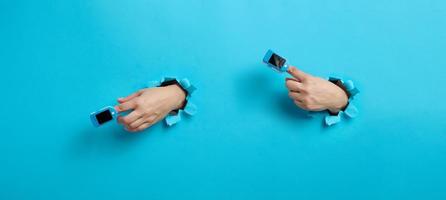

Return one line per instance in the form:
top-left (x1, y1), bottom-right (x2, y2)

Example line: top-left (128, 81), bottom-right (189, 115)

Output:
top-left (285, 66), bottom-right (348, 113)
top-left (115, 84), bottom-right (186, 132)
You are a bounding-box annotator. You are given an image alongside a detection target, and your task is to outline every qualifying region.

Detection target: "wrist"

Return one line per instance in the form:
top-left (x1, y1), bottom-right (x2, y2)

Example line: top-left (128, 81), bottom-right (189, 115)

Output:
top-left (328, 104), bottom-right (345, 114)
top-left (328, 92), bottom-right (348, 114)
top-left (165, 84), bottom-right (187, 110)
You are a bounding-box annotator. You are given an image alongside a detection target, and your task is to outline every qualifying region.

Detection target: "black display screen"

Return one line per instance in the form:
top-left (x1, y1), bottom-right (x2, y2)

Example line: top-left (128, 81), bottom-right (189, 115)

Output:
top-left (268, 53), bottom-right (286, 67)
top-left (95, 110), bottom-right (113, 124)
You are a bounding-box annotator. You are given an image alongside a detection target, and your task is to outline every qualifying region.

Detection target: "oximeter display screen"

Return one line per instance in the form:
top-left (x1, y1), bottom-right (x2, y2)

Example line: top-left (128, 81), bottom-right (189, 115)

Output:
top-left (268, 53), bottom-right (286, 67)
top-left (96, 110), bottom-right (113, 124)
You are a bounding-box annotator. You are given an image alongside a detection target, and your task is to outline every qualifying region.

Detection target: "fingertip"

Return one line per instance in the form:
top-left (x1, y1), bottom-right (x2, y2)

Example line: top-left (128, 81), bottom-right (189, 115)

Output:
top-left (287, 66), bottom-right (297, 77)
top-left (117, 116), bottom-right (123, 124)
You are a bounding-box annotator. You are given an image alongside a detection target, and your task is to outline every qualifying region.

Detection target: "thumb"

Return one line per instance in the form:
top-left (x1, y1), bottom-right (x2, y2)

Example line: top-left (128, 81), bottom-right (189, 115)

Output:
top-left (287, 66), bottom-right (308, 82)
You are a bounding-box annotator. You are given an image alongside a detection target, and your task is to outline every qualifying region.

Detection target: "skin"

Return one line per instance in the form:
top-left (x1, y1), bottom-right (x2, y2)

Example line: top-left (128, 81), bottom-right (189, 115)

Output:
top-left (285, 66), bottom-right (348, 113)
top-left (115, 84), bottom-right (186, 132)
top-left (115, 66), bottom-right (346, 132)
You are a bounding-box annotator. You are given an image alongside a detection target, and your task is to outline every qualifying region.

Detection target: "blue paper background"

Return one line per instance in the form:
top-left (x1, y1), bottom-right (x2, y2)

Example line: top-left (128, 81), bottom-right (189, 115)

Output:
top-left (1, 0), bottom-right (445, 199)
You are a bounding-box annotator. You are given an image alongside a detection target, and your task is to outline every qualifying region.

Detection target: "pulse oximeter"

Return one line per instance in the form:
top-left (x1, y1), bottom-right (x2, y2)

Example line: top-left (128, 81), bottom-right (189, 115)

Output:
top-left (90, 106), bottom-right (118, 127)
top-left (263, 49), bottom-right (289, 72)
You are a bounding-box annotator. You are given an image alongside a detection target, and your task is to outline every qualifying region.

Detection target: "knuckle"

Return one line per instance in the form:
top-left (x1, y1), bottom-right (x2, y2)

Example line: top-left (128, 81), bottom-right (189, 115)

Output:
top-left (129, 123), bottom-right (138, 129)
top-left (135, 99), bottom-right (144, 107)
top-left (131, 110), bottom-right (140, 116)
top-left (142, 109), bottom-right (153, 117)
top-left (118, 104), bottom-right (125, 110)
top-left (304, 95), bottom-right (314, 102)
top-left (123, 118), bottom-right (132, 125)
top-left (308, 96), bottom-right (317, 103)
top-left (300, 97), bottom-right (309, 103)
top-left (141, 111), bottom-right (149, 118)
top-left (153, 111), bottom-right (161, 117)
top-left (301, 100), bottom-right (309, 106)
top-left (139, 110), bottom-right (147, 117)
top-left (301, 85), bottom-right (310, 93)
top-left (147, 118), bottom-right (156, 124)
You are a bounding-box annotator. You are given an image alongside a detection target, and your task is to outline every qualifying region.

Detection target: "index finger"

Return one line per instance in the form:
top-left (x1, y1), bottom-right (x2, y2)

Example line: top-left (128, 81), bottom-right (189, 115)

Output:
top-left (287, 66), bottom-right (308, 82)
top-left (117, 90), bottom-right (143, 104)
